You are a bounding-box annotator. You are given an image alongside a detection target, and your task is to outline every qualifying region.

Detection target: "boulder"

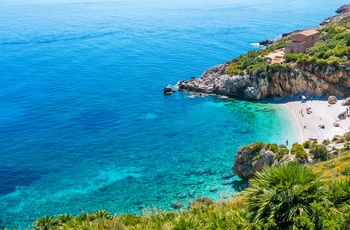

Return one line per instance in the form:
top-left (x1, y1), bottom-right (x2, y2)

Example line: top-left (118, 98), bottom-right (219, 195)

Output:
top-left (163, 85), bottom-right (175, 95)
top-left (233, 144), bottom-right (275, 179)
top-left (328, 95), bottom-right (338, 104)
top-left (342, 97), bottom-right (350, 106)
top-left (259, 39), bottom-right (274, 46)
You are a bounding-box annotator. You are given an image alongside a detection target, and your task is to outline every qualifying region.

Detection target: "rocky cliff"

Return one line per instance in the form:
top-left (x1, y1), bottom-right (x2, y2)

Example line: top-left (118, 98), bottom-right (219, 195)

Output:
top-left (177, 63), bottom-right (349, 100)
top-left (176, 5), bottom-right (350, 100)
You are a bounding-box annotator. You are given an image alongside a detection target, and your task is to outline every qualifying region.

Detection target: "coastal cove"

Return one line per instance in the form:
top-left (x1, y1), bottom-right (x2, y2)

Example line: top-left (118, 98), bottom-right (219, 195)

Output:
top-left (0, 0), bottom-right (349, 228)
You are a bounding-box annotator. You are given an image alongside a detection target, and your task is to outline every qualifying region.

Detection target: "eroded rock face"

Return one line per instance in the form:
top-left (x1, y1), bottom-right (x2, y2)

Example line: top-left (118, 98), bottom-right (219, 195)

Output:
top-left (177, 63), bottom-right (348, 100)
top-left (233, 145), bottom-right (275, 180)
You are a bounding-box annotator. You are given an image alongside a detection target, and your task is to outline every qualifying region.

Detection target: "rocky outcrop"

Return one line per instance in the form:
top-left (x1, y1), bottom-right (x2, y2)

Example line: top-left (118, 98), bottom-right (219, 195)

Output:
top-left (163, 85), bottom-right (175, 95)
top-left (177, 63), bottom-right (348, 100)
top-left (233, 144), bottom-right (275, 179)
top-left (321, 4), bottom-right (350, 25)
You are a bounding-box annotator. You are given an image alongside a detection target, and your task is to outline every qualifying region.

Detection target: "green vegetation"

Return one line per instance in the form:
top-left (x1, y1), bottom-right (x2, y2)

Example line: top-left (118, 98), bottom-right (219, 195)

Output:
top-left (226, 16), bottom-right (350, 88)
top-left (309, 144), bottom-right (329, 161)
top-left (291, 142), bottom-right (308, 161)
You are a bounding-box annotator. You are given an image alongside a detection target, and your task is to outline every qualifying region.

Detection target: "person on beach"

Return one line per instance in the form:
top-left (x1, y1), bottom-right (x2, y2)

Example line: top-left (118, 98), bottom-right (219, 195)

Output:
top-left (286, 139), bottom-right (288, 146)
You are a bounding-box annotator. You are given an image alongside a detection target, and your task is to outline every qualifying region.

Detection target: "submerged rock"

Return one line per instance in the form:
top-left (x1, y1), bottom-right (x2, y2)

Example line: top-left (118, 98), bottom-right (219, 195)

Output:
top-left (171, 200), bottom-right (183, 209)
top-left (188, 190), bottom-right (196, 197)
top-left (221, 173), bottom-right (235, 179)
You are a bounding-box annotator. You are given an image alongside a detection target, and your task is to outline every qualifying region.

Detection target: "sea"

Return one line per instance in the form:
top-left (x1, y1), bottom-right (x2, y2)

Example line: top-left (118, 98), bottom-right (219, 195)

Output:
top-left (0, 0), bottom-right (348, 228)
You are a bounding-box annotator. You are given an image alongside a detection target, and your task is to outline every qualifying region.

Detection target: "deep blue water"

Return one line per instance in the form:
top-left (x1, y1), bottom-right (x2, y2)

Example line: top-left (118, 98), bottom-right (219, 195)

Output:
top-left (0, 0), bottom-right (348, 228)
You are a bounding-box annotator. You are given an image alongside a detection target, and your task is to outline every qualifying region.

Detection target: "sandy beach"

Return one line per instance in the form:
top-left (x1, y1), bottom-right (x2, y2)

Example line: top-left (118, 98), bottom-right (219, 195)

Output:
top-left (281, 97), bottom-right (350, 143)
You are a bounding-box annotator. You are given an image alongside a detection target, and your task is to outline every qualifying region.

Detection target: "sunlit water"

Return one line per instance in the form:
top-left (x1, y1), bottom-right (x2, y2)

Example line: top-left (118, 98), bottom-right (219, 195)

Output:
top-left (0, 0), bottom-right (347, 228)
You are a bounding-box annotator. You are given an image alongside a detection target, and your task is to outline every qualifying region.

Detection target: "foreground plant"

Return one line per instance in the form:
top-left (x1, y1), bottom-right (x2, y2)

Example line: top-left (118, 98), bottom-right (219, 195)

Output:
top-left (244, 163), bottom-right (333, 229)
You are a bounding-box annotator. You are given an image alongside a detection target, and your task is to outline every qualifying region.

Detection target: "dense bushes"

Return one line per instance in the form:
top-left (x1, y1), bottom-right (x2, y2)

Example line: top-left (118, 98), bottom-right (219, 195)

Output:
top-left (291, 143), bottom-right (308, 161)
top-left (310, 144), bottom-right (329, 161)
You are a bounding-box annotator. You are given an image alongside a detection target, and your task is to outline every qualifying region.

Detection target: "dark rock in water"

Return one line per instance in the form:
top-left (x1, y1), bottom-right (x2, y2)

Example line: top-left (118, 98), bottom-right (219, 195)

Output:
top-left (282, 29), bottom-right (302, 38)
top-left (156, 194), bottom-right (164, 200)
top-left (222, 180), bottom-right (234, 185)
top-left (259, 39), bottom-right (274, 46)
top-left (176, 192), bottom-right (187, 199)
top-left (133, 201), bottom-right (143, 205)
top-left (221, 173), bottom-right (235, 179)
top-left (189, 190), bottom-right (196, 197)
top-left (171, 200), bottom-right (183, 209)
top-left (221, 193), bottom-right (229, 199)
top-left (163, 85), bottom-right (175, 95)
top-left (196, 167), bottom-right (214, 175)
top-left (209, 186), bottom-right (217, 192)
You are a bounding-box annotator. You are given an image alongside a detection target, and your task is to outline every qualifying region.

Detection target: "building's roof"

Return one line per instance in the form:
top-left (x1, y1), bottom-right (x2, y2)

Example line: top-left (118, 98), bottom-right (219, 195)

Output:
top-left (298, 29), bottom-right (320, 37)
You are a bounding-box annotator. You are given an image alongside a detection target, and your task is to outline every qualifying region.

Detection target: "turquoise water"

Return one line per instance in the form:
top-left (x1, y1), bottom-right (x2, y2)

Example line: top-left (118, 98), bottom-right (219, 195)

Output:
top-left (0, 0), bottom-right (347, 228)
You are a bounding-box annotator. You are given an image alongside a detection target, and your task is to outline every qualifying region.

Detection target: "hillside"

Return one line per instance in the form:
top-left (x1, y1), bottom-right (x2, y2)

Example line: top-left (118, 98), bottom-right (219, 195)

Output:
top-left (178, 6), bottom-right (350, 100)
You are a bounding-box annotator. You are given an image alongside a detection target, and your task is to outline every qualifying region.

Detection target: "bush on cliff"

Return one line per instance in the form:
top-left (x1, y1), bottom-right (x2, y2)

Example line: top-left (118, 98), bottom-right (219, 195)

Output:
top-left (310, 144), bottom-right (329, 161)
top-left (291, 142), bottom-right (308, 161)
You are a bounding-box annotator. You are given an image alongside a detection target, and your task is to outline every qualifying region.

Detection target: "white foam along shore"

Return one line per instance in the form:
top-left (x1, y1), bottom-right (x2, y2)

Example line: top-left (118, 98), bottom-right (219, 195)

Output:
top-left (279, 96), bottom-right (350, 143)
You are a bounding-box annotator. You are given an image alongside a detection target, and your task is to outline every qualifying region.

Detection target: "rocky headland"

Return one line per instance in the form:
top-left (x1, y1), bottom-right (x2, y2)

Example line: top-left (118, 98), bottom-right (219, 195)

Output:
top-left (176, 5), bottom-right (350, 100)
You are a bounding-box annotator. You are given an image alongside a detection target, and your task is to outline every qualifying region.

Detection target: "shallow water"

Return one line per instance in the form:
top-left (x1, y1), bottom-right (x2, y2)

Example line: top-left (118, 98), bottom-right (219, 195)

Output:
top-left (0, 0), bottom-right (348, 228)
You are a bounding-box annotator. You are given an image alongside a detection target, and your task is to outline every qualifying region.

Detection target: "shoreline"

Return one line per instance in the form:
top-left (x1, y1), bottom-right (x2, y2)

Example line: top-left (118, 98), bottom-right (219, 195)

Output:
top-left (276, 96), bottom-right (350, 143)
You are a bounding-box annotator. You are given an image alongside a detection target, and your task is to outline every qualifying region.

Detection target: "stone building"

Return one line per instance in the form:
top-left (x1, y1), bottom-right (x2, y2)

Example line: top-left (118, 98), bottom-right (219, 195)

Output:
top-left (285, 29), bottom-right (320, 54)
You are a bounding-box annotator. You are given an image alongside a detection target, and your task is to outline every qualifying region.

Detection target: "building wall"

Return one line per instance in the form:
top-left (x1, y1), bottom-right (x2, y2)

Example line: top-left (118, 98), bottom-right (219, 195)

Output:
top-left (306, 33), bottom-right (320, 49)
top-left (291, 34), bottom-right (307, 43)
top-left (285, 41), bottom-right (307, 54)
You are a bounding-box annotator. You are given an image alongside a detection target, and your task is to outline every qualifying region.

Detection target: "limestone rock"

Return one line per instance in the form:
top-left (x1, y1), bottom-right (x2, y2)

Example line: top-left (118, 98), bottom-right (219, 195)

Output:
top-left (259, 39), bottom-right (274, 46)
top-left (328, 95), bottom-right (338, 104)
top-left (233, 144), bottom-right (275, 179)
top-left (342, 97), bottom-right (350, 106)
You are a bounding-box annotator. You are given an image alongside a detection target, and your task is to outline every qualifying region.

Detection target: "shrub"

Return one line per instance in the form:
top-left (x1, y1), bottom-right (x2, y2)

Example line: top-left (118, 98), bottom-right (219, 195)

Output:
top-left (251, 142), bottom-right (265, 155)
top-left (274, 148), bottom-right (289, 161)
top-left (310, 145), bottom-right (329, 161)
top-left (291, 143), bottom-right (308, 160)
top-left (341, 166), bottom-right (350, 176)
top-left (269, 143), bottom-right (279, 153)
top-left (120, 214), bottom-right (143, 226)
top-left (303, 140), bottom-right (311, 149)
top-left (323, 139), bottom-right (331, 145)
top-left (344, 132), bottom-right (350, 141)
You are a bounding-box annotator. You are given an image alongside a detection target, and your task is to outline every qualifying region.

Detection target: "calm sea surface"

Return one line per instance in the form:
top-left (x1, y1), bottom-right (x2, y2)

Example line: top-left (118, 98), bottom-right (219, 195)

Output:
top-left (0, 0), bottom-right (348, 228)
